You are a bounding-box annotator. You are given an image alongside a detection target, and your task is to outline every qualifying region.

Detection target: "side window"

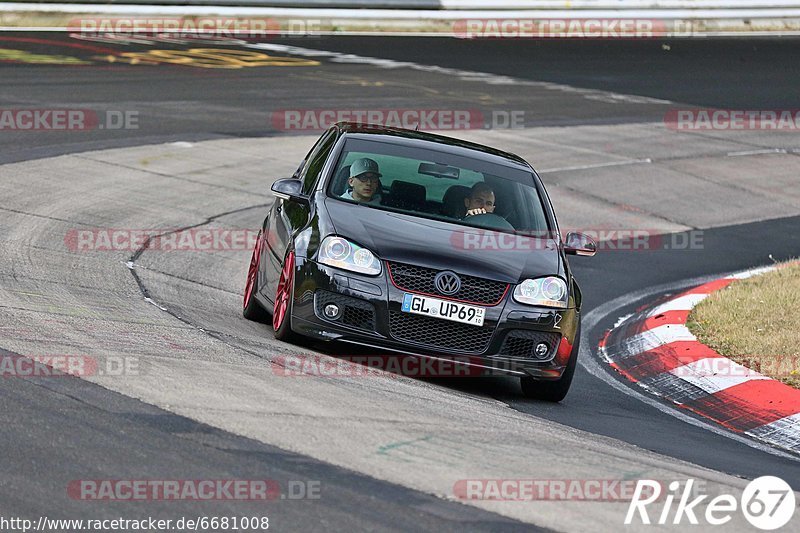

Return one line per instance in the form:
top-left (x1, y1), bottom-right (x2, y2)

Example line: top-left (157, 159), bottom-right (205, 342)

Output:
top-left (300, 130), bottom-right (337, 194)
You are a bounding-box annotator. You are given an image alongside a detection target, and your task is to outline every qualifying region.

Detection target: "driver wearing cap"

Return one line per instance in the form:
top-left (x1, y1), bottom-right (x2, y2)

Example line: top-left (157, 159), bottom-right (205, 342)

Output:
top-left (341, 158), bottom-right (383, 204)
top-left (464, 182), bottom-right (496, 217)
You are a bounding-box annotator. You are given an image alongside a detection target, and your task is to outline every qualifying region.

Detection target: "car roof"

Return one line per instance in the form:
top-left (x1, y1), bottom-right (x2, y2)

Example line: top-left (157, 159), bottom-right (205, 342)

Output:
top-left (334, 122), bottom-right (533, 172)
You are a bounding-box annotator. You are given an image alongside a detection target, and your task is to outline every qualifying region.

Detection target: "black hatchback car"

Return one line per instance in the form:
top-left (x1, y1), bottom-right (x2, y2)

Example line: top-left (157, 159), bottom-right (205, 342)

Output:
top-left (244, 122), bottom-right (596, 401)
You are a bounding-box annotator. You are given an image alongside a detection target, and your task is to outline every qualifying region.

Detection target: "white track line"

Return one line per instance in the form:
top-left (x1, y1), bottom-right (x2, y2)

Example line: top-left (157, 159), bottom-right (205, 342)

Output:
top-left (539, 158), bottom-right (652, 173)
top-left (249, 42), bottom-right (673, 105)
top-left (726, 265), bottom-right (778, 279)
top-left (647, 293), bottom-right (709, 316)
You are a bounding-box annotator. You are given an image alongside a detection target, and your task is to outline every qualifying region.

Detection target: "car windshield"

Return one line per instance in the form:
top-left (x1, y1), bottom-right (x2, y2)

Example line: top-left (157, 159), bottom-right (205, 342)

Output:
top-left (327, 137), bottom-right (551, 235)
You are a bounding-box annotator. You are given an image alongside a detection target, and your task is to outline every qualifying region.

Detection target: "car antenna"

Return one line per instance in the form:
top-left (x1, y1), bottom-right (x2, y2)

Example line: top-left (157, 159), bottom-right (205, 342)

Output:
top-left (415, 123), bottom-right (420, 131)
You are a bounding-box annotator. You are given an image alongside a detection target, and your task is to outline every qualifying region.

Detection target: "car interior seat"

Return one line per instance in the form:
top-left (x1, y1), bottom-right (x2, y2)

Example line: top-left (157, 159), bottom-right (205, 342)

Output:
top-left (332, 165), bottom-right (351, 196)
top-left (384, 181), bottom-right (426, 211)
top-left (441, 185), bottom-right (470, 219)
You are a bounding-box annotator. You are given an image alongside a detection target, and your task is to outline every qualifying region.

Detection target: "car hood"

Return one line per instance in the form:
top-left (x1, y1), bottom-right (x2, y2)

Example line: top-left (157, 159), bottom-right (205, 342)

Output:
top-left (323, 198), bottom-right (562, 284)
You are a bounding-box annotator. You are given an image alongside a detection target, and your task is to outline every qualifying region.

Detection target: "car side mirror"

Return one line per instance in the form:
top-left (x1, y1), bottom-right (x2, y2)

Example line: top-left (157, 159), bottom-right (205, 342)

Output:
top-left (564, 231), bottom-right (597, 256)
top-left (271, 178), bottom-right (309, 205)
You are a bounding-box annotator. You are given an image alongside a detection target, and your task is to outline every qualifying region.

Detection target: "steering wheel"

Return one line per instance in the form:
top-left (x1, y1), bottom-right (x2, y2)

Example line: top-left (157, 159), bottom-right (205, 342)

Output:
top-left (463, 213), bottom-right (515, 231)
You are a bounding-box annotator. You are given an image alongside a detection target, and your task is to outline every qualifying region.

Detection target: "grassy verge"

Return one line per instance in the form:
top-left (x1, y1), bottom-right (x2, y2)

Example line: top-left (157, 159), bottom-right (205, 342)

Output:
top-left (687, 261), bottom-right (800, 389)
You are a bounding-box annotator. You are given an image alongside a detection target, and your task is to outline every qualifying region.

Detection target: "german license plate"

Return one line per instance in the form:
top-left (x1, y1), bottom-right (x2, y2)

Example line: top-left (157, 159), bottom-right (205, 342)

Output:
top-left (401, 293), bottom-right (485, 327)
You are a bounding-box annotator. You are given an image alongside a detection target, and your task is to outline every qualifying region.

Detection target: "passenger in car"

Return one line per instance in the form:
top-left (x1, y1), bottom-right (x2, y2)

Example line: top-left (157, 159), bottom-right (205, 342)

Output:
top-left (463, 182), bottom-right (496, 217)
top-left (341, 158), bottom-right (383, 204)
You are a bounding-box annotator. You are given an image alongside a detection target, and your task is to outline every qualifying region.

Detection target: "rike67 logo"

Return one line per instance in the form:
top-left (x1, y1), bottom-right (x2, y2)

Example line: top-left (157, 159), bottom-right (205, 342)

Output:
top-left (626, 477), bottom-right (796, 530)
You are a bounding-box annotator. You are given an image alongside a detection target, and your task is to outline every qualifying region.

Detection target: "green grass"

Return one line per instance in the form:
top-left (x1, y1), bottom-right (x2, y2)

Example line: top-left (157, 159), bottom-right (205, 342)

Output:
top-left (687, 261), bottom-right (800, 389)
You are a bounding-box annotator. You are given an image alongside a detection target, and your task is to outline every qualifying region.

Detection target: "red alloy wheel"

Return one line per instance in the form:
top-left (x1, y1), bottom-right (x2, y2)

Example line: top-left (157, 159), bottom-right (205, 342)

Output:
top-left (273, 251), bottom-right (295, 331)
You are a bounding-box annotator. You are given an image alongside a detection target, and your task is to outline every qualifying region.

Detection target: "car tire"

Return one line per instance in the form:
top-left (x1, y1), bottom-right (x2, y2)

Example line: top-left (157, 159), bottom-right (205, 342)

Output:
top-left (272, 250), bottom-right (296, 342)
top-left (243, 230), bottom-right (270, 322)
top-left (520, 326), bottom-right (580, 402)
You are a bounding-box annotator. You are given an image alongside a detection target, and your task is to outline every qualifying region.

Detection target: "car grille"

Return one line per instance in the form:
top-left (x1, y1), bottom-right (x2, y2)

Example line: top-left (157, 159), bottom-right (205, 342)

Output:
top-left (389, 311), bottom-right (494, 354)
top-left (315, 290), bottom-right (376, 332)
top-left (387, 261), bottom-right (508, 305)
top-left (498, 330), bottom-right (561, 361)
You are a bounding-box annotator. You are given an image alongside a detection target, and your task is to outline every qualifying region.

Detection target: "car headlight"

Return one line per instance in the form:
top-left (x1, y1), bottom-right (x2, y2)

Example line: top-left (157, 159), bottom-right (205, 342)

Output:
top-left (513, 277), bottom-right (568, 308)
top-left (318, 236), bottom-right (382, 276)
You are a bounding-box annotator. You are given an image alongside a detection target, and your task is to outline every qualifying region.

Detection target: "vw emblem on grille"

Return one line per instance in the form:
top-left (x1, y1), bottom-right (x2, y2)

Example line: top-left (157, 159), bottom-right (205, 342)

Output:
top-left (434, 271), bottom-right (461, 296)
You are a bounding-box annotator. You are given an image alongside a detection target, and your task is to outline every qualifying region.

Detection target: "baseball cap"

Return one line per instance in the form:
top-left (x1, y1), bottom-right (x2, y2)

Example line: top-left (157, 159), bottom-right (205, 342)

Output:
top-left (350, 158), bottom-right (382, 179)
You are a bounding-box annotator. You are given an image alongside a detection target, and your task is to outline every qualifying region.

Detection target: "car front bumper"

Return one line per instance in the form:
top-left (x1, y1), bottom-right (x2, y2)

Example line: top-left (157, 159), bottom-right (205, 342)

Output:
top-left (289, 258), bottom-right (579, 379)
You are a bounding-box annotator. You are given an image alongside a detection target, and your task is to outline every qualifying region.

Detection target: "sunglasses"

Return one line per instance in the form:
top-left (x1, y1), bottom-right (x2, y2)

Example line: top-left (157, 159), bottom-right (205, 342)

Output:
top-left (353, 174), bottom-right (381, 183)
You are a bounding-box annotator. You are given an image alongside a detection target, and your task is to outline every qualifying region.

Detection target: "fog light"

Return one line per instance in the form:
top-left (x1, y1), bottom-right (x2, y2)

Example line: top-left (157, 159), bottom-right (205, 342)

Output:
top-left (323, 304), bottom-right (341, 319)
top-left (534, 343), bottom-right (549, 358)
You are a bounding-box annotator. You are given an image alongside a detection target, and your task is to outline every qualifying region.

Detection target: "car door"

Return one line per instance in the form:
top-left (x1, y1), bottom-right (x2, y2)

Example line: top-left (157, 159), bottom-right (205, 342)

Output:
top-left (262, 128), bottom-right (338, 301)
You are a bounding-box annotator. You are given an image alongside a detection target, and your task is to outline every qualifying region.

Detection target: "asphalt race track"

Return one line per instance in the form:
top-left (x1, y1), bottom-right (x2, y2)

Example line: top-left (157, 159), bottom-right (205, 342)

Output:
top-left (4, 33), bottom-right (800, 164)
top-left (1, 32), bottom-right (799, 531)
